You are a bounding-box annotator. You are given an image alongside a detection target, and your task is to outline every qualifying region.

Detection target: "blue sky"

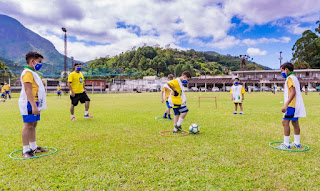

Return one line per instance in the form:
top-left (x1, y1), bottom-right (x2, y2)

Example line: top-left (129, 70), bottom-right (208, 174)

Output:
top-left (0, 0), bottom-right (319, 69)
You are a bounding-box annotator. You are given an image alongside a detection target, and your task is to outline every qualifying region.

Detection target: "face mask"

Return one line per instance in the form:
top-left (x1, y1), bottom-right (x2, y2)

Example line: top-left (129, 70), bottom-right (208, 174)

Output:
top-left (76, 67), bottom-right (82, 71)
top-left (234, 81), bottom-right (239, 85)
top-left (33, 62), bottom-right (42, 71)
top-left (281, 72), bottom-right (287, 78)
top-left (182, 79), bottom-right (188, 84)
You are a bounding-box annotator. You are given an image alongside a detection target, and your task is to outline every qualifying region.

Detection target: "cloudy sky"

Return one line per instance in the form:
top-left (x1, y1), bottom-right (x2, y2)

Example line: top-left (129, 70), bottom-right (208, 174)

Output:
top-left (1, 0), bottom-right (320, 69)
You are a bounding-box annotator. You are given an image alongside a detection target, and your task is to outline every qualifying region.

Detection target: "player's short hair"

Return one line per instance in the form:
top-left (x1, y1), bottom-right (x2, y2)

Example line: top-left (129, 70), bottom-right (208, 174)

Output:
top-left (74, 63), bottom-right (82, 67)
top-left (167, 74), bottom-right (174, 80)
top-left (235, 77), bottom-right (240, 81)
top-left (25, 52), bottom-right (43, 64)
top-left (281, 62), bottom-right (294, 71)
top-left (182, 71), bottom-right (191, 78)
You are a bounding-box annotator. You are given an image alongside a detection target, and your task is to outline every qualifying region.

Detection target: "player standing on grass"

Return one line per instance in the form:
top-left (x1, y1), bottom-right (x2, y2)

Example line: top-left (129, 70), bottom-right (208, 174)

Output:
top-left (277, 62), bottom-right (306, 149)
top-left (57, 85), bottom-right (62, 98)
top-left (19, 52), bottom-right (48, 158)
top-left (167, 71), bottom-right (191, 133)
top-left (68, 63), bottom-right (93, 121)
top-left (230, 77), bottom-right (245, 114)
top-left (161, 74), bottom-right (174, 120)
top-left (3, 82), bottom-right (11, 99)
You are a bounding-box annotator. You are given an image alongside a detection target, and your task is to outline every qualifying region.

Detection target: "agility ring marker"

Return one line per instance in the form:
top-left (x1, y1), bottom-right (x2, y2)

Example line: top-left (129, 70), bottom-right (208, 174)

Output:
top-left (269, 141), bottom-right (310, 152)
top-left (9, 147), bottom-right (58, 160)
top-left (159, 130), bottom-right (190, 137)
top-left (155, 117), bottom-right (173, 121)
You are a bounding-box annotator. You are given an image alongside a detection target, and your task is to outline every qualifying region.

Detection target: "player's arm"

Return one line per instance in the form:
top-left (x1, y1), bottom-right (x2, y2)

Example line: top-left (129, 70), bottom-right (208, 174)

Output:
top-left (68, 82), bottom-right (75, 97)
top-left (282, 86), bottom-right (296, 113)
top-left (24, 82), bottom-right (39, 115)
top-left (161, 89), bottom-right (164, 103)
top-left (167, 83), bottom-right (179, 96)
top-left (83, 82), bottom-right (86, 93)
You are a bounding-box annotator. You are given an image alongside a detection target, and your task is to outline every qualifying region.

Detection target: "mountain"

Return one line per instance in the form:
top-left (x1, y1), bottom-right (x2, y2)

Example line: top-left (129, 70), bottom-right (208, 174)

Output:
top-left (87, 46), bottom-right (272, 79)
top-left (0, 14), bottom-right (77, 75)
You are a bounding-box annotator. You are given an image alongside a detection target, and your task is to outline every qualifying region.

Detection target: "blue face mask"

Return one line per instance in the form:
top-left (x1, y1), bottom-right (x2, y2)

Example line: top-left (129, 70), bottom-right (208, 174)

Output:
top-left (281, 72), bottom-right (287, 78)
top-left (234, 81), bottom-right (239, 85)
top-left (34, 62), bottom-right (42, 71)
top-left (76, 67), bottom-right (82, 71)
top-left (182, 79), bottom-right (188, 84)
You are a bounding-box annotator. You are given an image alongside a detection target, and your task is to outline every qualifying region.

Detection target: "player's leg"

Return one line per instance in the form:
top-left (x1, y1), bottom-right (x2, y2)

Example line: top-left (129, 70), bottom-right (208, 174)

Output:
top-left (279, 119), bottom-right (291, 149)
top-left (239, 103), bottom-right (243, 114)
top-left (173, 108), bottom-right (180, 133)
top-left (291, 120), bottom-right (301, 148)
top-left (22, 122), bottom-right (34, 157)
top-left (168, 108), bottom-right (172, 120)
top-left (234, 103), bottom-right (238, 114)
top-left (70, 94), bottom-right (79, 121)
top-left (82, 92), bottom-right (93, 118)
top-left (176, 106), bottom-right (189, 131)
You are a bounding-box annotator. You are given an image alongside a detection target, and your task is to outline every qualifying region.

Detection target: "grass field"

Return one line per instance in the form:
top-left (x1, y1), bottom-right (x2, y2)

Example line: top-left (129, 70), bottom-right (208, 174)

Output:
top-left (1, 92), bottom-right (320, 190)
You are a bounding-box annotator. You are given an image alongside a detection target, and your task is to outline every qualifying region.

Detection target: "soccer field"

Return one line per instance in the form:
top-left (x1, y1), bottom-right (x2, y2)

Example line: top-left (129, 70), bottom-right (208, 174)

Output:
top-left (1, 92), bottom-right (320, 190)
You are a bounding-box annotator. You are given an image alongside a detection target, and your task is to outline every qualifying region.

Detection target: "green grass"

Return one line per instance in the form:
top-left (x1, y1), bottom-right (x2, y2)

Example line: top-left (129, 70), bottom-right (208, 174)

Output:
top-left (1, 92), bottom-right (320, 190)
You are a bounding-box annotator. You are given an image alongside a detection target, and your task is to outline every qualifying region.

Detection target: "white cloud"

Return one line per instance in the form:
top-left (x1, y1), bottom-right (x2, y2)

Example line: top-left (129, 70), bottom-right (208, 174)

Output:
top-left (0, 0), bottom-right (319, 61)
top-left (242, 36), bottom-right (291, 45)
top-left (247, 48), bottom-right (267, 56)
top-left (290, 24), bottom-right (312, 35)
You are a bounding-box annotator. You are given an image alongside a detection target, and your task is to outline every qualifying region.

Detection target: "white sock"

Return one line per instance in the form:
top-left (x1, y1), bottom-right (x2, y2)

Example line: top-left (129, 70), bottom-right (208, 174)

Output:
top-left (71, 115), bottom-right (75, 118)
top-left (177, 118), bottom-right (184, 127)
top-left (85, 111), bottom-right (89, 115)
top-left (284, 136), bottom-right (290, 146)
top-left (294, 135), bottom-right (300, 145)
top-left (235, 111), bottom-right (237, 113)
top-left (30, 141), bottom-right (37, 150)
top-left (23, 145), bottom-right (30, 154)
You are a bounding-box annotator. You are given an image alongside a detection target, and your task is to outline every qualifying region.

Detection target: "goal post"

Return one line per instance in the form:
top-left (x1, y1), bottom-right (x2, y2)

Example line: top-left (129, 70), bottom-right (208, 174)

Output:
top-left (198, 96), bottom-right (217, 109)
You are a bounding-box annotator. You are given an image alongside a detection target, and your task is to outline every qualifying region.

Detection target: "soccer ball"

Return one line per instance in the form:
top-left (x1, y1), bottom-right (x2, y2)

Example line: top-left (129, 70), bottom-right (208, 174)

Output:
top-left (189, 124), bottom-right (200, 134)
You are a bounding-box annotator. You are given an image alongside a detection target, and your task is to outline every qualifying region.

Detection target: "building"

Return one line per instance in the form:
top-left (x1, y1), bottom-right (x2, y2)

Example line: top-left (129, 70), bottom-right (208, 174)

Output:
top-left (188, 69), bottom-right (320, 91)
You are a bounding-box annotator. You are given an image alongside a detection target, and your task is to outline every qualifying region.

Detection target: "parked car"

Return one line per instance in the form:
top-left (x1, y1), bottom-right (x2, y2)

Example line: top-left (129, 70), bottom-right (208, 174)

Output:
top-left (261, 86), bottom-right (272, 91)
top-left (308, 87), bottom-right (317, 92)
top-left (199, 87), bottom-right (207, 92)
top-left (190, 87), bottom-right (199, 92)
top-left (212, 87), bottom-right (220, 92)
top-left (225, 86), bottom-right (231, 92)
top-left (182, 87), bottom-right (190, 92)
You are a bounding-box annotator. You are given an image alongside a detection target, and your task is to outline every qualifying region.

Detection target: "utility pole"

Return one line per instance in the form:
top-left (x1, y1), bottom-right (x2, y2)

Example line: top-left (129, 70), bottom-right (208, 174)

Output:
top-left (279, 51), bottom-right (283, 67)
top-left (71, 56), bottom-right (74, 68)
top-left (62, 27), bottom-right (67, 93)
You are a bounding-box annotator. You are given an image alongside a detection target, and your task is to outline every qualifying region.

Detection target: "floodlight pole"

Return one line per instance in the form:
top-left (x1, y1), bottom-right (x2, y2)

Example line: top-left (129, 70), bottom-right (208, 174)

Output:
top-left (62, 27), bottom-right (67, 93)
top-left (279, 51), bottom-right (283, 67)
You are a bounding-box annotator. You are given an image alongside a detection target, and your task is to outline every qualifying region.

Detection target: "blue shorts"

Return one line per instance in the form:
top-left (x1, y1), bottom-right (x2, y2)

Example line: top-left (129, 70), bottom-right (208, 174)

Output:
top-left (22, 102), bottom-right (40, 123)
top-left (283, 107), bottom-right (298, 121)
top-left (1, 93), bottom-right (4, 97)
top-left (57, 91), bottom-right (61, 95)
top-left (5, 91), bottom-right (10, 94)
top-left (166, 101), bottom-right (172, 109)
top-left (173, 105), bottom-right (189, 116)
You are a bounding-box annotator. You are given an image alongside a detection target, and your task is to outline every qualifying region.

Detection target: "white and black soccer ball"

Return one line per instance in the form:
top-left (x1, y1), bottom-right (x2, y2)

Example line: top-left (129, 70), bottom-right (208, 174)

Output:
top-left (189, 124), bottom-right (200, 134)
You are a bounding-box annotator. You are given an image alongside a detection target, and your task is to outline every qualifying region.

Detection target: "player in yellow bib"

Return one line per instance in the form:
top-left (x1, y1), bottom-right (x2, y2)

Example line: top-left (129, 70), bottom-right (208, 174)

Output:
top-left (68, 63), bottom-right (93, 121)
top-left (3, 82), bottom-right (11, 99)
top-left (161, 74), bottom-right (174, 120)
top-left (20, 52), bottom-right (48, 158)
top-left (230, 77), bottom-right (245, 114)
top-left (167, 71), bottom-right (191, 133)
top-left (57, 85), bottom-right (62, 98)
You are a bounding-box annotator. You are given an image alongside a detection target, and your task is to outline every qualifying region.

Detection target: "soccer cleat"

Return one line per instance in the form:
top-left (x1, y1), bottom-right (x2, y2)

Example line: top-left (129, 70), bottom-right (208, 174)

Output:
top-left (23, 149), bottom-right (35, 158)
top-left (84, 114), bottom-right (93, 118)
top-left (176, 125), bottom-right (182, 132)
top-left (71, 117), bottom-right (76, 121)
top-left (290, 143), bottom-right (301, 148)
top-left (168, 116), bottom-right (172, 120)
top-left (163, 115), bottom-right (167, 119)
top-left (33, 147), bottom-right (49, 153)
top-left (233, 112), bottom-right (237, 115)
top-left (277, 143), bottom-right (291, 150)
top-left (173, 125), bottom-right (178, 133)
top-left (239, 112), bottom-right (243, 115)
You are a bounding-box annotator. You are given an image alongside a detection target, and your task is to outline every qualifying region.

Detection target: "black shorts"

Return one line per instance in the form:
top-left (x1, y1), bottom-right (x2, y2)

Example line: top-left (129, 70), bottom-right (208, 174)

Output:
top-left (70, 92), bottom-right (90, 106)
